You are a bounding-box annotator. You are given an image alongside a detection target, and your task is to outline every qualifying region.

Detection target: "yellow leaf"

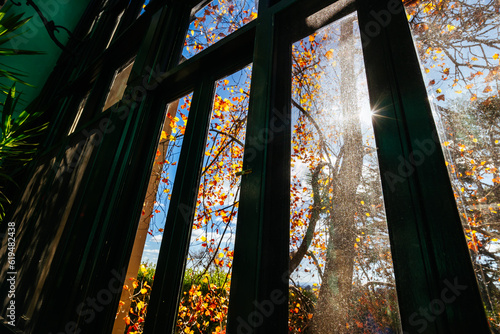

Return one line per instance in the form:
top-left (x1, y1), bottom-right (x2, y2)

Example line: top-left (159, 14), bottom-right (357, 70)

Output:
top-left (218, 253), bottom-right (224, 258)
top-left (423, 2), bottom-right (434, 13)
top-left (161, 131), bottom-right (167, 140)
top-left (447, 24), bottom-right (455, 31)
top-left (436, 88), bottom-right (442, 93)
top-left (140, 265), bottom-right (146, 273)
top-left (325, 49), bottom-right (334, 60)
top-left (141, 288), bottom-right (147, 294)
top-left (200, 236), bottom-right (206, 242)
top-left (360, 201), bottom-right (365, 205)
top-left (493, 54), bottom-right (499, 60)
top-left (366, 213), bottom-right (370, 217)
top-left (309, 35), bottom-right (315, 42)
top-left (443, 141), bottom-right (450, 146)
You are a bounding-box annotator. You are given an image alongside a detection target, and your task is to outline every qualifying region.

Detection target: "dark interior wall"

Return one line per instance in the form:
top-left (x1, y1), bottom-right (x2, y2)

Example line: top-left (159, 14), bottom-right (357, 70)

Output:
top-left (0, 0), bottom-right (92, 114)
top-left (0, 1), bottom-right (160, 332)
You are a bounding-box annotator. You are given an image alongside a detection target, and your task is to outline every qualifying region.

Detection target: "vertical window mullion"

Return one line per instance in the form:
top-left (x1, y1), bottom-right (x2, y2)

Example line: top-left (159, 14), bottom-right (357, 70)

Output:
top-left (226, 1), bottom-right (290, 333)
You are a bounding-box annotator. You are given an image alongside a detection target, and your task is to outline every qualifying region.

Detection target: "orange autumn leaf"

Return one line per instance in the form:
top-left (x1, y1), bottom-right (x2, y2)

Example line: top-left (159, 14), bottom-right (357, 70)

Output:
top-left (325, 49), bottom-right (334, 60)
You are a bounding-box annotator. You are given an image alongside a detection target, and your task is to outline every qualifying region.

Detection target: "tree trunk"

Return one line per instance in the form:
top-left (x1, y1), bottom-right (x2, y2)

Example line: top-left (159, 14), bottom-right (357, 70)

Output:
top-left (308, 17), bottom-right (363, 334)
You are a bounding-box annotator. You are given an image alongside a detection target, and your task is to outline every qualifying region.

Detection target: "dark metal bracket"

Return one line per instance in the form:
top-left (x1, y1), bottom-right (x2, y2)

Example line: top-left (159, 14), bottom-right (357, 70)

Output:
top-left (9, 0), bottom-right (73, 52)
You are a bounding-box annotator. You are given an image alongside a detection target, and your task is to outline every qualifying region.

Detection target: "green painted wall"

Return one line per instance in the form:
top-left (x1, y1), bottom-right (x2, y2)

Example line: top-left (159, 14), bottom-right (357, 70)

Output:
top-left (0, 0), bottom-right (91, 112)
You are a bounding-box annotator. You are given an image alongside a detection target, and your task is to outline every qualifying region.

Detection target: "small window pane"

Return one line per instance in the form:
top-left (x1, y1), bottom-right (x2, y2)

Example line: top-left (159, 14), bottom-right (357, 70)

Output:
top-left (68, 93), bottom-right (89, 135)
top-left (139, 0), bottom-right (150, 16)
top-left (102, 60), bottom-right (134, 111)
top-left (182, 0), bottom-right (258, 59)
top-left (405, 1), bottom-right (500, 330)
top-left (289, 12), bottom-right (402, 333)
top-left (105, 10), bottom-right (125, 48)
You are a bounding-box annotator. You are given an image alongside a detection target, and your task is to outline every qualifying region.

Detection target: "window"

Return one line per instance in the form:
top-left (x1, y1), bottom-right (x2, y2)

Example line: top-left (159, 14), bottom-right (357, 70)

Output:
top-left (1, 0), bottom-right (495, 333)
top-left (182, 0), bottom-right (258, 59)
top-left (289, 13), bottom-right (401, 332)
top-left (117, 1), bottom-right (493, 333)
top-left (68, 93), bottom-right (90, 135)
top-left (102, 60), bottom-right (135, 111)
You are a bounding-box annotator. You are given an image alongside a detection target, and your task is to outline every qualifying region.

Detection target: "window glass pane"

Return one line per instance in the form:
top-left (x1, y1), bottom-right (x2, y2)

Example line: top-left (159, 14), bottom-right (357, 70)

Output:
top-left (182, 0), bottom-right (258, 59)
top-left (105, 10), bottom-right (125, 48)
top-left (289, 12), bottom-right (402, 333)
top-left (176, 65), bottom-right (252, 334)
top-left (139, 0), bottom-right (150, 16)
top-left (68, 93), bottom-right (89, 135)
top-left (103, 60), bottom-right (134, 111)
top-left (113, 93), bottom-right (192, 334)
top-left (405, 1), bottom-right (500, 330)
